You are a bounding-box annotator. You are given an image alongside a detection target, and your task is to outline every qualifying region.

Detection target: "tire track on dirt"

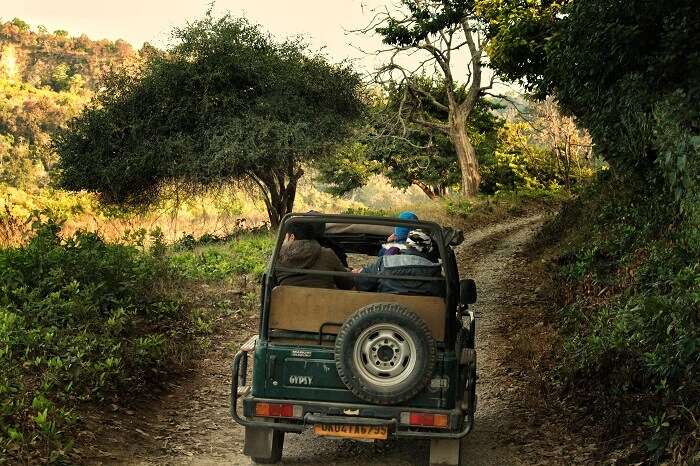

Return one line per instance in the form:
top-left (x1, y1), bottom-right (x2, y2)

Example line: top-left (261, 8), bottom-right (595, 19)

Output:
top-left (92, 214), bottom-right (550, 466)
top-left (456, 215), bottom-right (545, 466)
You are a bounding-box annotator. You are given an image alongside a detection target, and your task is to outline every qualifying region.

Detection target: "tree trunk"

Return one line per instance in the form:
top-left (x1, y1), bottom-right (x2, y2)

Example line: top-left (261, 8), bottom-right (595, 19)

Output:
top-left (564, 139), bottom-right (572, 187)
top-left (253, 165), bottom-right (304, 228)
top-left (414, 181), bottom-right (440, 200)
top-left (449, 108), bottom-right (480, 197)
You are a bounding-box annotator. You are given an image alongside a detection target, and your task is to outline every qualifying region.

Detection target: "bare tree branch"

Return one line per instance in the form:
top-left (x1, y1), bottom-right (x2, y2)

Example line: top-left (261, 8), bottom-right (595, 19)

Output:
top-left (406, 79), bottom-right (449, 112)
top-left (352, 1), bottom-right (498, 196)
top-left (412, 116), bottom-right (450, 133)
top-left (460, 18), bottom-right (483, 111)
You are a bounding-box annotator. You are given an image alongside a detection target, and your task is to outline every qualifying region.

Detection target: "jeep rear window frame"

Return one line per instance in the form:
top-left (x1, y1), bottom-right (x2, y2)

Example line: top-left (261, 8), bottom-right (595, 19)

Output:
top-left (259, 213), bottom-right (460, 345)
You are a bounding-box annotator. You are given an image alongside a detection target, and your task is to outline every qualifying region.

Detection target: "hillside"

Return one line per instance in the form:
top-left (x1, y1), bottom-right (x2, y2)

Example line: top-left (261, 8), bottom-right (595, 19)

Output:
top-left (0, 19), bottom-right (141, 190)
top-left (0, 18), bottom-right (139, 91)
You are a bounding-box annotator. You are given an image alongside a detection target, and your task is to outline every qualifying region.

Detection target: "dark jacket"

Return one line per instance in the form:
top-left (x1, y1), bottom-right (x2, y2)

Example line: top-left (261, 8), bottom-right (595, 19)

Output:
top-left (277, 240), bottom-right (354, 290)
top-left (355, 249), bottom-right (444, 296)
top-left (318, 237), bottom-right (348, 267)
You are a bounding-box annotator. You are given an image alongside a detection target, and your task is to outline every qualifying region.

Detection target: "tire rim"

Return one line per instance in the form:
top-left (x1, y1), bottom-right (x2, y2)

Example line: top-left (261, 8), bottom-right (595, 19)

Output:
top-left (353, 323), bottom-right (418, 387)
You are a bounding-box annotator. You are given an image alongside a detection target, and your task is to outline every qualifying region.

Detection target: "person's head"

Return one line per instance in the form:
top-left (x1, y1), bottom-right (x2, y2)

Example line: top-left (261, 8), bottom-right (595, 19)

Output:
top-left (284, 222), bottom-right (316, 243)
top-left (405, 229), bottom-right (434, 254)
top-left (393, 211), bottom-right (418, 242)
top-left (305, 210), bottom-right (326, 239)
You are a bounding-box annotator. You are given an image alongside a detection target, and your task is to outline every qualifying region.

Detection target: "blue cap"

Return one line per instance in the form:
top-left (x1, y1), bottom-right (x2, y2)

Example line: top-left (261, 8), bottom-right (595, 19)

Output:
top-left (394, 211), bottom-right (418, 241)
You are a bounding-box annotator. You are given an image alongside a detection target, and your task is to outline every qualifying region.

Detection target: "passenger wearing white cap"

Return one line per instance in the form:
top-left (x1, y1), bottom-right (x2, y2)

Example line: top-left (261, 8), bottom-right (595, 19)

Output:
top-left (353, 229), bottom-right (443, 296)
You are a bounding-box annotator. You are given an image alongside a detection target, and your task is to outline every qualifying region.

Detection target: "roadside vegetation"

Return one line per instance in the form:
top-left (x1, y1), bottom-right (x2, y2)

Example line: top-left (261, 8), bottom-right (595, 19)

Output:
top-left (439, 189), bottom-right (566, 230)
top-left (0, 217), bottom-right (272, 463)
top-left (540, 174), bottom-right (699, 462)
top-left (484, 0), bottom-right (699, 461)
top-left (170, 232), bottom-right (273, 281)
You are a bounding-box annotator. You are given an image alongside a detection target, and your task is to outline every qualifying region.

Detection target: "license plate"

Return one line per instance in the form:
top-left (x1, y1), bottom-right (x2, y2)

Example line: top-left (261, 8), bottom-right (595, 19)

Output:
top-left (313, 424), bottom-right (388, 440)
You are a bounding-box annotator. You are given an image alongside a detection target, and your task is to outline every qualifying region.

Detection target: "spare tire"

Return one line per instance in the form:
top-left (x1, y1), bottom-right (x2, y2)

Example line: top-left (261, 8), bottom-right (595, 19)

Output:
top-left (334, 303), bottom-right (436, 405)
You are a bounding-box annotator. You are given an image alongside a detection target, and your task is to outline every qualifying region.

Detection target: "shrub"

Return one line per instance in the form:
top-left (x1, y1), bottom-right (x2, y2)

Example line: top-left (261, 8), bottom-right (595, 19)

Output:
top-left (444, 197), bottom-right (472, 219)
top-left (548, 173), bottom-right (700, 462)
top-left (169, 233), bottom-right (273, 281)
top-left (0, 219), bottom-right (199, 463)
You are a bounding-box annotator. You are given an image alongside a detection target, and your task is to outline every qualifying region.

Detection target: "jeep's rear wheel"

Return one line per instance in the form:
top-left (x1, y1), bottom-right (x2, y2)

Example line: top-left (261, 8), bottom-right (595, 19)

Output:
top-left (429, 438), bottom-right (462, 466)
top-left (334, 303), bottom-right (436, 405)
top-left (244, 424), bottom-right (284, 464)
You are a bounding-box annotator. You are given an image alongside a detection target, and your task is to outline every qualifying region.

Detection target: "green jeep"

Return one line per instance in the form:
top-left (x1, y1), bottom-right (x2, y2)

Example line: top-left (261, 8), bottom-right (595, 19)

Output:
top-left (231, 213), bottom-right (477, 465)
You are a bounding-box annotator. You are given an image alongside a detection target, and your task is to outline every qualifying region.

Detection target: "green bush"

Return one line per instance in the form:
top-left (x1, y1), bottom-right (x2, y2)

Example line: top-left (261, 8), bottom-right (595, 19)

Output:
top-left (444, 197), bottom-right (472, 219)
top-left (0, 220), bottom-right (199, 463)
top-left (549, 173), bottom-right (699, 461)
top-left (169, 233), bottom-right (273, 280)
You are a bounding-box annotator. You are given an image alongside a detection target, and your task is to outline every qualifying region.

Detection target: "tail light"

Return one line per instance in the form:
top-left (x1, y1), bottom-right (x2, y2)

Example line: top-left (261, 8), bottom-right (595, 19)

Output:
top-left (400, 411), bottom-right (449, 428)
top-left (255, 402), bottom-right (303, 418)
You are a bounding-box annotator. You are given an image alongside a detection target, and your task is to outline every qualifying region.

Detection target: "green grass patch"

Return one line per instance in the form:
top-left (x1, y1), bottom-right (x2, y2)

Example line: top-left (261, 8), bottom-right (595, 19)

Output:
top-left (439, 188), bottom-right (569, 226)
top-left (341, 206), bottom-right (399, 217)
top-left (169, 233), bottom-right (273, 280)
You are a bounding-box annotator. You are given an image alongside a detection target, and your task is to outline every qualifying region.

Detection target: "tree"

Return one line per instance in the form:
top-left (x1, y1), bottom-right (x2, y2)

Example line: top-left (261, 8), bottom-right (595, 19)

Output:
top-left (318, 83), bottom-right (502, 199)
top-left (374, 81), bottom-right (503, 198)
top-left (316, 142), bottom-right (382, 197)
top-left (0, 77), bottom-right (86, 188)
top-left (49, 63), bottom-right (72, 92)
top-left (483, 0), bottom-right (699, 195)
top-left (362, 0), bottom-right (499, 197)
top-left (480, 120), bottom-right (555, 193)
top-left (10, 18), bottom-right (30, 32)
top-left (477, 97), bottom-right (596, 192)
top-left (526, 98), bottom-right (593, 187)
top-left (371, 128), bottom-right (460, 199)
top-left (54, 15), bottom-right (364, 226)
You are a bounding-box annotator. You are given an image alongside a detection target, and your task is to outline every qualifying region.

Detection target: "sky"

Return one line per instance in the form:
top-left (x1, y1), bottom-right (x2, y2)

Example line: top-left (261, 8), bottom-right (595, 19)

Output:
top-left (2, 0), bottom-right (390, 73)
top-left (2, 0), bottom-right (514, 91)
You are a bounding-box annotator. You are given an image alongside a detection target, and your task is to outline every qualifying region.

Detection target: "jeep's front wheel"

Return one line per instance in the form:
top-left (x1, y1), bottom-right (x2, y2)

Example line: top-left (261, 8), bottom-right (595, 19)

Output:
top-left (334, 303), bottom-right (436, 405)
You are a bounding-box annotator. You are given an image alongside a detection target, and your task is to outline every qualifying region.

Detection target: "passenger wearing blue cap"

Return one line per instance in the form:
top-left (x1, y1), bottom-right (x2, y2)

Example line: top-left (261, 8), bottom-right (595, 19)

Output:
top-left (379, 211), bottom-right (418, 256)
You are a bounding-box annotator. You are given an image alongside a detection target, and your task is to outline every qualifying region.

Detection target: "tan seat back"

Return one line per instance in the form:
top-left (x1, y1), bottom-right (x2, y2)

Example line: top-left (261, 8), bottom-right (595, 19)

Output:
top-left (269, 286), bottom-right (446, 341)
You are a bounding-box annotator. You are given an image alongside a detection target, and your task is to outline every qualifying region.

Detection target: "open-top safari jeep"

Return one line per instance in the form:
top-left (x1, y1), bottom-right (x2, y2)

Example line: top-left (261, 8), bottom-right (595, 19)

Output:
top-left (231, 213), bottom-right (477, 465)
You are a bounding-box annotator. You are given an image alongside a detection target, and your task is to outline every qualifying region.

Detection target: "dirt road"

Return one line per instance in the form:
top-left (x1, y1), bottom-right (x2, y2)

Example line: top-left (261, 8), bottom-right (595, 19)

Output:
top-left (88, 215), bottom-right (558, 466)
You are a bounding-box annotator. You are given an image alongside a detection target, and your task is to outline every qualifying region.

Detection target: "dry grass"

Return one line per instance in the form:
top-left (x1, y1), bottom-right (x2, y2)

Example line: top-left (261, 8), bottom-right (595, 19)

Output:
top-left (0, 204), bottom-right (26, 246)
top-left (0, 178), bottom-right (368, 248)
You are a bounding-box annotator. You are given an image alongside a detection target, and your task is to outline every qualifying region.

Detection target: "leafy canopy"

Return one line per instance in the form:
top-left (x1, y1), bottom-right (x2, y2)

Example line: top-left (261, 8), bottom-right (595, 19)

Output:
top-left (483, 0), bottom-right (699, 190)
top-left (319, 79), bottom-right (503, 198)
top-left (55, 14), bottom-right (364, 210)
top-left (376, 0), bottom-right (477, 46)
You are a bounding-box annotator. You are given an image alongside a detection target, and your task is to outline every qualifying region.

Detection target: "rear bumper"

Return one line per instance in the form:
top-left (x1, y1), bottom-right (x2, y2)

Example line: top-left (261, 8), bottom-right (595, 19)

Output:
top-left (230, 350), bottom-right (474, 439)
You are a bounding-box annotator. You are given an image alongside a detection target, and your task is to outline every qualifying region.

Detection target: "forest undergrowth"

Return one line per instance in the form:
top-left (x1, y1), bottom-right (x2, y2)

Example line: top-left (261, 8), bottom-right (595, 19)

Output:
top-left (529, 172), bottom-right (699, 463)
